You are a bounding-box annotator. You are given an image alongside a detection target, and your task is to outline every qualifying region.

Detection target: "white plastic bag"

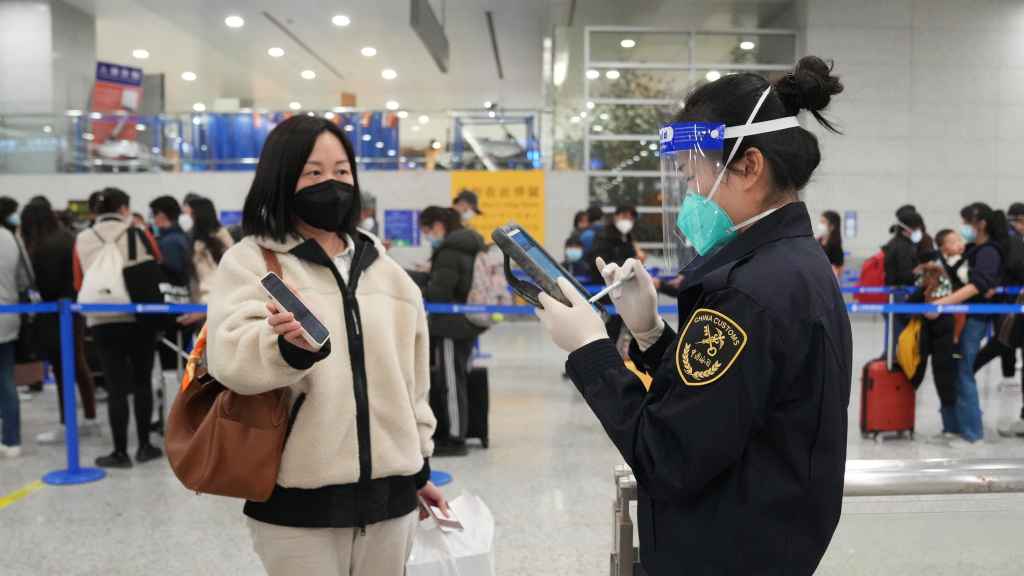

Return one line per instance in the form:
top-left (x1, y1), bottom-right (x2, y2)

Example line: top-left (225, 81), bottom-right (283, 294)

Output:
top-left (407, 493), bottom-right (496, 576)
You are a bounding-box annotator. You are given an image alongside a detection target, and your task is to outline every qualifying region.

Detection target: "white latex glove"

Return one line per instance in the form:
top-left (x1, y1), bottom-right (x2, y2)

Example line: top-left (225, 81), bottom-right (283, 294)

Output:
top-left (536, 277), bottom-right (608, 353)
top-left (596, 257), bottom-right (661, 336)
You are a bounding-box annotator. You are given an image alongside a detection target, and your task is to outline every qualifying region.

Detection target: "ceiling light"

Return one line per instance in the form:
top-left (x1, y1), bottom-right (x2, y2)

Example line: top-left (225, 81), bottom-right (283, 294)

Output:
top-left (418, 115), bottom-right (430, 125)
top-left (324, 112), bottom-right (336, 119)
top-left (181, 71), bottom-right (197, 82)
top-left (633, 155), bottom-right (640, 161)
top-left (301, 69), bottom-right (316, 80)
top-left (66, 110), bottom-right (82, 117)
top-left (288, 101), bottom-right (302, 110)
top-left (375, 141), bottom-right (385, 149)
top-left (640, 150), bottom-right (648, 157)
top-left (740, 41), bottom-right (756, 51)
top-left (569, 116), bottom-right (580, 124)
top-left (488, 111), bottom-right (496, 118)
top-left (82, 132), bottom-right (94, 141)
top-left (135, 123), bottom-right (147, 131)
top-left (649, 143), bottom-right (657, 150)
top-left (90, 112), bottom-right (102, 119)
top-left (332, 14), bottom-right (351, 27)
top-left (483, 100), bottom-right (493, 108)
top-left (412, 125), bottom-right (421, 132)
top-left (586, 101), bottom-right (596, 110)
top-left (362, 134), bottom-right (372, 141)
top-left (620, 39), bottom-right (636, 48)
top-left (605, 70), bottom-right (620, 80)
top-left (431, 141), bottom-right (442, 150)
top-left (593, 125), bottom-right (604, 132)
top-left (361, 46), bottom-right (377, 57)
top-left (42, 125), bottom-right (53, 133)
top-left (705, 70), bottom-right (721, 82)
top-left (586, 69), bottom-right (600, 80)
top-left (307, 111), bottom-right (315, 117)
top-left (599, 113), bottom-right (609, 120)
top-left (387, 150), bottom-right (396, 157)
top-left (132, 48), bottom-right (150, 60)
top-left (579, 111), bottom-right (587, 118)
top-left (397, 110), bottom-right (409, 119)
top-left (344, 124), bottom-right (354, 132)
top-left (268, 47), bottom-right (285, 58)
top-left (381, 68), bottom-right (398, 80)
top-left (192, 102), bottom-right (206, 112)
top-left (224, 15), bottom-right (245, 28)
top-left (385, 100), bottom-right (400, 111)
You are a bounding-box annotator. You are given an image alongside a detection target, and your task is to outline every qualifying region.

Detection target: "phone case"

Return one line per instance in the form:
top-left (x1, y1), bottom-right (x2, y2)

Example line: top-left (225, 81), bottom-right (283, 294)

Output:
top-left (491, 223), bottom-right (594, 308)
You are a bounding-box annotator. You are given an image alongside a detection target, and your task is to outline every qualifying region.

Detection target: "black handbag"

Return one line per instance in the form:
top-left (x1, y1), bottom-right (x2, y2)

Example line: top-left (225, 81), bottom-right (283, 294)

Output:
top-left (13, 237), bottom-right (41, 364)
top-left (122, 227), bottom-right (177, 333)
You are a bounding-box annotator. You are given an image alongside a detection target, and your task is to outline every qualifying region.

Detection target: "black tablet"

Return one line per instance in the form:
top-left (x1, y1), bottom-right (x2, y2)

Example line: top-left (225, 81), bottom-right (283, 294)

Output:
top-left (492, 223), bottom-right (594, 308)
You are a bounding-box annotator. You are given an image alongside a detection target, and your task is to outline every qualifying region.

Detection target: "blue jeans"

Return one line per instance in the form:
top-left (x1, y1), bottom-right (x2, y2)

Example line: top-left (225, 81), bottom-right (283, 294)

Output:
top-left (956, 317), bottom-right (988, 442)
top-left (0, 341), bottom-right (19, 447)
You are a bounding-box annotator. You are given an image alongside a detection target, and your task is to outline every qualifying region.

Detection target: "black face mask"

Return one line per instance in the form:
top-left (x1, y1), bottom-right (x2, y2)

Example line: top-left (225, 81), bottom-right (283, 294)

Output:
top-left (292, 179), bottom-right (355, 232)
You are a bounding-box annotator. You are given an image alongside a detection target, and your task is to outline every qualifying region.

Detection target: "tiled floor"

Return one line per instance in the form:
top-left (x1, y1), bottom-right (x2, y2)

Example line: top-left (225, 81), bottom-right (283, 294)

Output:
top-left (1, 316), bottom-right (1023, 575)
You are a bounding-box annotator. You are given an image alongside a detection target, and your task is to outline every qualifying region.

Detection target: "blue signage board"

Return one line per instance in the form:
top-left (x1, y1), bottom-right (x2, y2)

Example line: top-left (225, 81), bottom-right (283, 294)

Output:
top-left (96, 61), bottom-right (144, 87)
top-left (220, 210), bottom-right (243, 227)
top-left (384, 210), bottom-right (420, 247)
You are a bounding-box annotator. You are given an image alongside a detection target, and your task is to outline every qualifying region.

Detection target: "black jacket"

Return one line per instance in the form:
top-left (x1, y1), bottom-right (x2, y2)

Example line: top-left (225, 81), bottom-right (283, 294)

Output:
top-left (424, 228), bottom-right (485, 340)
top-left (566, 203), bottom-right (852, 576)
top-left (244, 233), bottom-right (431, 529)
top-left (29, 227), bottom-right (76, 345)
top-left (883, 234), bottom-right (919, 286)
top-left (589, 224), bottom-right (637, 279)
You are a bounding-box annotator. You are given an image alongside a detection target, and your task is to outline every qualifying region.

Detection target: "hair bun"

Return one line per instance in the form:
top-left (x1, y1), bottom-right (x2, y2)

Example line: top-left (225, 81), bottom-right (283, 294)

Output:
top-left (774, 56), bottom-right (843, 131)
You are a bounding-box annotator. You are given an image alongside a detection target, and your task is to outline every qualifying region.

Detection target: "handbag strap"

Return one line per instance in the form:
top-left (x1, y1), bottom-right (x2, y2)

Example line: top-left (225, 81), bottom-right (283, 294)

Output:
top-left (127, 226), bottom-right (154, 262)
top-left (14, 235), bottom-right (37, 290)
top-left (261, 248), bottom-right (282, 277)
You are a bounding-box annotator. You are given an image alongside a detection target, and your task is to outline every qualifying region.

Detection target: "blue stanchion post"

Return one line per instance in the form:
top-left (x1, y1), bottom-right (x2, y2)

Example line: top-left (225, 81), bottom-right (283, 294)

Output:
top-left (43, 299), bottom-right (105, 486)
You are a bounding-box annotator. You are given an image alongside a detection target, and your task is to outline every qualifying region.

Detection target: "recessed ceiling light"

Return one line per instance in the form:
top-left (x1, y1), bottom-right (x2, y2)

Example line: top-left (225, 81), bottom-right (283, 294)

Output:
top-left (599, 113), bottom-right (609, 120)
top-left (431, 141), bottom-right (442, 150)
top-left (268, 47), bottom-right (285, 58)
top-left (740, 41), bottom-right (756, 51)
top-left (705, 70), bottom-right (721, 82)
top-left (593, 125), bottom-right (604, 132)
top-left (135, 123), bottom-right (147, 131)
top-left (301, 69), bottom-right (316, 80)
top-left (579, 111), bottom-right (587, 118)
top-left (66, 109), bottom-right (82, 117)
top-left (569, 116), bottom-right (580, 124)
top-left (181, 71), bottom-right (197, 82)
top-left (324, 112), bottom-right (336, 120)
top-left (483, 100), bottom-right (493, 108)
top-left (289, 101), bottom-right (302, 110)
top-left (649, 143), bottom-right (657, 150)
top-left (418, 115), bottom-right (430, 125)
top-left (42, 125), bottom-right (53, 133)
top-left (332, 14), bottom-right (351, 27)
top-left (82, 132), bottom-right (95, 141)
top-left (397, 110), bottom-right (409, 119)
top-left (381, 68), bottom-right (398, 80)
top-left (307, 111), bottom-right (315, 117)
top-left (385, 100), bottom-right (400, 111)
top-left (192, 102), bottom-right (206, 112)
top-left (620, 39), bottom-right (636, 48)
top-left (586, 101), bottom-right (595, 110)
top-left (88, 111), bottom-right (102, 119)
top-left (224, 15), bottom-right (245, 28)
top-left (362, 134), bottom-right (372, 141)
top-left (375, 141), bottom-right (385, 149)
top-left (585, 69), bottom-right (600, 80)
top-left (132, 49), bottom-right (150, 60)
top-left (605, 70), bottom-right (620, 80)
top-left (641, 150), bottom-right (649, 157)
top-left (361, 46), bottom-right (377, 57)
top-left (344, 124), bottom-right (354, 132)
top-left (488, 111), bottom-right (496, 118)
top-left (633, 155), bottom-right (640, 161)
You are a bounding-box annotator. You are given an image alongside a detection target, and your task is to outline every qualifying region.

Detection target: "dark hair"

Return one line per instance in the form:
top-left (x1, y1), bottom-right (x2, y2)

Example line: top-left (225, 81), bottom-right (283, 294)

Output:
top-left (675, 55), bottom-right (843, 197)
top-left (189, 197), bottom-right (227, 263)
top-left (614, 205), bottom-right (638, 219)
top-left (243, 115), bottom-right (362, 241)
top-left (822, 210), bottom-right (842, 251)
top-left (0, 197), bottom-right (19, 231)
top-left (90, 187), bottom-right (130, 215)
top-left (960, 203), bottom-right (983, 223)
top-left (573, 210), bottom-right (588, 229)
top-left (565, 237), bottom-right (583, 247)
top-left (150, 195), bottom-right (182, 223)
top-left (935, 228), bottom-right (955, 248)
top-left (965, 203), bottom-right (1009, 249)
top-left (1009, 203), bottom-right (1024, 218)
top-left (586, 205), bottom-right (604, 225)
top-left (27, 195), bottom-right (51, 209)
top-left (183, 192), bottom-right (203, 207)
top-left (419, 206), bottom-right (462, 235)
top-left (20, 202), bottom-right (62, 256)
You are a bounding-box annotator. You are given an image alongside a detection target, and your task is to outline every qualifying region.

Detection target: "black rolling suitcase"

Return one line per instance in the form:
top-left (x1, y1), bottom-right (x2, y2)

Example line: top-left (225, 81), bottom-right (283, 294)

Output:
top-left (466, 367), bottom-right (490, 448)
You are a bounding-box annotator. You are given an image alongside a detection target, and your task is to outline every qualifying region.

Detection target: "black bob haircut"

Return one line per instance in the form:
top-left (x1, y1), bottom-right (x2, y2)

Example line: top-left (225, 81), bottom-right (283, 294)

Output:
top-left (243, 115), bottom-right (361, 241)
top-left (90, 187), bottom-right (130, 215)
top-left (674, 55), bottom-right (844, 196)
top-left (150, 195), bottom-right (182, 222)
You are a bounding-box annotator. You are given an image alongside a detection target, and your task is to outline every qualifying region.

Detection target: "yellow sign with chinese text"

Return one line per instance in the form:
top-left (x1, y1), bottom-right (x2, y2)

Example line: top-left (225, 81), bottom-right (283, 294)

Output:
top-left (451, 170), bottom-right (545, 245)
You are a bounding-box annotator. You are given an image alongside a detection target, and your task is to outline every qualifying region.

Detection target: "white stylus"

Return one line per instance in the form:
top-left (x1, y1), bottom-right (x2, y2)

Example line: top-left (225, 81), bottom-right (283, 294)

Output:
top-left (588, 269), bottom-right (637, 304)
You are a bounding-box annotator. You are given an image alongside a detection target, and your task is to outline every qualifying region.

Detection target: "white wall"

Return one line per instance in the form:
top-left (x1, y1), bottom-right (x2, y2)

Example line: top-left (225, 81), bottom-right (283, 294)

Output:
top-left (0, 1), bottom-right (54, 115)
top-left (802, 0), bottom-right (1024, 258)
top-left (50, 0), bottom-right (96, 114)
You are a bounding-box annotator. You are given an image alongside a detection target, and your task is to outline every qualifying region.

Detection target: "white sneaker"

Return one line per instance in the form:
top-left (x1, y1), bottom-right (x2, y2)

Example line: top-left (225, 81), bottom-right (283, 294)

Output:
top-left (924, 432), bottom-right (958, 446)
top-left (997, 419), bottom-right (1024, 438)
top-left (0, 445), bottom-right (22, 459)
top-left (35, 430), bottom-right (63, 445)
top-left (18, 392), bottom-right (33, 402)
top-left (948, 438), bottom-right (984, 450)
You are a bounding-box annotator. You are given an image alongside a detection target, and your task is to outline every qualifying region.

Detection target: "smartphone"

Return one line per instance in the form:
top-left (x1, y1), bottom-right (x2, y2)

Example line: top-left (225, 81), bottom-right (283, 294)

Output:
top-left (419, 496), bottom-right (464, 532)
top-left (492, 223), bottom-right (595, 308)
top-left (260, 272), bottom-right (330, 349)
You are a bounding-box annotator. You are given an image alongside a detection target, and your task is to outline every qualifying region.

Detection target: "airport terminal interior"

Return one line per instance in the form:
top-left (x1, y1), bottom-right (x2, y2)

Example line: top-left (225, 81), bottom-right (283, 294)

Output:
top-left (3, 0), bottom-right (1024, 575)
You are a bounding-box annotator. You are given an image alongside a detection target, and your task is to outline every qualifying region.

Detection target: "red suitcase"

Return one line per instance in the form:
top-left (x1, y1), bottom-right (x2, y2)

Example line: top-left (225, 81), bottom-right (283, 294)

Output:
top-left (860, 359), bottom-right (915, 439)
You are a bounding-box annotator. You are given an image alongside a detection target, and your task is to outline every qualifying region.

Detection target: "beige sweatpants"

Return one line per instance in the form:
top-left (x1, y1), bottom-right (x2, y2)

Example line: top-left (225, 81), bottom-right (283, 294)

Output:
top-left (247, 512), bottom-right (418, 576)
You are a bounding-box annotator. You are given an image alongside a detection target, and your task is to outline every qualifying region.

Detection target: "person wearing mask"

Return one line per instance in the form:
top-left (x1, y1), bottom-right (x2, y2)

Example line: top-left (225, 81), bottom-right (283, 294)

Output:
top-left (419, 206), bottom-right (485, 457)
top-left (563, 237), bottom-right (589, 279)
top-left (883, 209), bottom-right (925, 355)
top-left (0, 213), bottom-right (30, 459)
top-left (20, 202), bottom-right (99, 444)
top-left (73, 187), bottom-right (163, 467)
top-left (896, 204), bottom-right (937, 262)
top-left (930, 203), bottom-right (1009, 447)
top-left (206, 115), bottom-right (444, 576)
top-left (0, 197), bottom-right (19, 234)
top-left (568, 210), bottom-right (589, 245)
top-left (535, 57), bottom-right (850, 575)
top-left (817, 210), bottom-right (844, 278)
top-left (149, 196), bottom-right (194, 288)
top-left (579, 205), bottom-right (606, 255)
top-left (452, 189), bottom-right (483, 224)
top-left (589, 205), bottom-right (639, 280)
top-left (359, 192), bottom-right (379, 236)
top-left (177, 197), bottom-right (235, 328)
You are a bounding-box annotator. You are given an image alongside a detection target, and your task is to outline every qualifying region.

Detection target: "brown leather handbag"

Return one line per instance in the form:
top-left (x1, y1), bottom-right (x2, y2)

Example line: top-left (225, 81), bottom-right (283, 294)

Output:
top-left (166, 248), bottom-right (302, 502)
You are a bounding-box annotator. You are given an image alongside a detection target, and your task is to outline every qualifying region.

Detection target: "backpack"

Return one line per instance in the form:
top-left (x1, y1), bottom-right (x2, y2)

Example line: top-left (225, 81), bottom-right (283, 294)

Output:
top-left (466, 245), bottom-right (513, 328)
top-left (854, 250), bottom-right (888, 304)
top-left (78, 228), bottom-right (131, 310)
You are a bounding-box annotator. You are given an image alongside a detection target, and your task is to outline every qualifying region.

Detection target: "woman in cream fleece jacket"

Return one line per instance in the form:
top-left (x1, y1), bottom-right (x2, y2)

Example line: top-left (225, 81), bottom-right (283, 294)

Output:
top-left (206, 115), bottom-right (443, 576)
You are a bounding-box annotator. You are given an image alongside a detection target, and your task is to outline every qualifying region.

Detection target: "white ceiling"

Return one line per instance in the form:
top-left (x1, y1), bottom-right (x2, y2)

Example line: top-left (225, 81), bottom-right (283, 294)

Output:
top-left (64, 0), bottom-right (548, 114)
